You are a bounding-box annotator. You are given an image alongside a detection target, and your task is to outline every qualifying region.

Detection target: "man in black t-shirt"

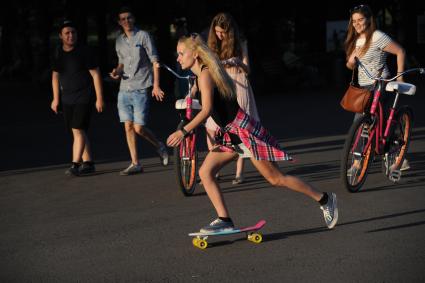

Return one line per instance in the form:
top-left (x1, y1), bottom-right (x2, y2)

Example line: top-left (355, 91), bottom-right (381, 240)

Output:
top-left (51, 20), bottom-right (104, 176)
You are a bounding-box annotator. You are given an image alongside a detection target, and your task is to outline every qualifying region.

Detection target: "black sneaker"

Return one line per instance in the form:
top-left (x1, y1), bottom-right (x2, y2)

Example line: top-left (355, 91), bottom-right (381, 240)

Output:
top-left (65, 163), bottom-right (80, 176)
top-left (200, 218), bottom-right (235, 233)
top-left (79, 161), bottom-right (95, 174)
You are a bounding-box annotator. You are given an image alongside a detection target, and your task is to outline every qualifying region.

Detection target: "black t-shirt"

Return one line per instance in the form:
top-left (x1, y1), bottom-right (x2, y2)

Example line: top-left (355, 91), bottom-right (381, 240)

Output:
top-left (52, 45), bottom-right (98, 104)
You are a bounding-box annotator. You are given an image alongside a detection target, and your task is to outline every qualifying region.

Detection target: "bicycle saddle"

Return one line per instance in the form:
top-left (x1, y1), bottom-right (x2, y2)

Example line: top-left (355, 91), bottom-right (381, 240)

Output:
top-left (175, 99), bottom-right (202, 110)
top-left (385, 82), bottom-right (416, 95)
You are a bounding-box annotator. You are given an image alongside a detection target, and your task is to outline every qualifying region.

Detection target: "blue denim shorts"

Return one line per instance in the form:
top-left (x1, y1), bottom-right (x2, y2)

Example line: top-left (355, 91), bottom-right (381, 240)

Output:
top-left (117, 89), bottom-right (151, 125)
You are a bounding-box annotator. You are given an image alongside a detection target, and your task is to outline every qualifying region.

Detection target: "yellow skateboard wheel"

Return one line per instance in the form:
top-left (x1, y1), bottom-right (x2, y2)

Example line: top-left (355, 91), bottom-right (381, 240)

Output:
top-left (192, 237), bottom-right (208, 249)
top-left (198, 239), bottom-right (208, 249)
top-left (248, 233), bottom-right (262, 243)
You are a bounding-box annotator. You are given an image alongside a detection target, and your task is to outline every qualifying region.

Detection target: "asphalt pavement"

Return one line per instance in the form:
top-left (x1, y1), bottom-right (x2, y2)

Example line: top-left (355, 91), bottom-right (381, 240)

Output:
top-left (1, 82), bottom-right (424, 282)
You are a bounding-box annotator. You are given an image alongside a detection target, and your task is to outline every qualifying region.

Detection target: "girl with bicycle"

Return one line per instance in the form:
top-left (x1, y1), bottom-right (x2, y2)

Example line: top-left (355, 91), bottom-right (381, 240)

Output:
top-left (344, 4), bottom-right (410, 173)
top-left (166, 34), bottom-right (338, 233)
top-left (204, 12), bottom-right (261, 185)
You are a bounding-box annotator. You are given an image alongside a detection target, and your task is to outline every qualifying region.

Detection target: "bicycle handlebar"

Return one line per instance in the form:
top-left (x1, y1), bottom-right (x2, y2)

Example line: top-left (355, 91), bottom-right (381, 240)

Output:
top-left (160, 64), bottom-right (196, 80)
top-left (354, 57), bottom-right (425, 82)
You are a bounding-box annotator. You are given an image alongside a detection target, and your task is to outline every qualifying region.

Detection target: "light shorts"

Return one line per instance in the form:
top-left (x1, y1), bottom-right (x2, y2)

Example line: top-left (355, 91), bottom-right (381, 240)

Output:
top-left (117, 88), bottom-right (151, 125)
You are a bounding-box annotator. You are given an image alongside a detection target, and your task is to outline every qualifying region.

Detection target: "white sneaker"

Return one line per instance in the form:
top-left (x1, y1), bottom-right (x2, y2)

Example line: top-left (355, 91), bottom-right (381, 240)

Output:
top-left (232, 176), bottom-right (244, 185)
top-left (320, 193), bottom-right (338, 229)
top-left (200, 218), bottom-right (235, 233)
top-left (400, 159), bottom-right (410, 171)
top-left (120, 163), bottom-right (143, 176)
top-left (157, 142), bottom-right (169, 166)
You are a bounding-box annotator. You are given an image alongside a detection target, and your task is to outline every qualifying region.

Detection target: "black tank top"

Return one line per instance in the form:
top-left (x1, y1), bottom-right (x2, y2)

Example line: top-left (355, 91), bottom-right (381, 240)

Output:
top-left (210, 88), bottom-right (239, 128)
top-left (199, 66), bottom-right (239, 128)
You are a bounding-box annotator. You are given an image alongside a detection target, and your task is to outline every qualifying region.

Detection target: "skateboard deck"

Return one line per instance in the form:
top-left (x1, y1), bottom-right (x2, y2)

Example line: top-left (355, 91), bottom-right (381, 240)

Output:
top-left (188, 220), bottom-right (266, 249)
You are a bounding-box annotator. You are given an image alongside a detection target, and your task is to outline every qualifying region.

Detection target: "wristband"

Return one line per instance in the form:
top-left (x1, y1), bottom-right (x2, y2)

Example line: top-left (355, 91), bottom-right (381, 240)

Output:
top-left (181, 128), bottom-right (189, 137)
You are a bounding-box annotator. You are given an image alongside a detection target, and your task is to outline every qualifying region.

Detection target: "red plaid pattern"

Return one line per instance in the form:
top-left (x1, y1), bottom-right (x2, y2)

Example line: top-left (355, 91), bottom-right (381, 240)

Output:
top-left (215, 109), bottom-right (292, 161)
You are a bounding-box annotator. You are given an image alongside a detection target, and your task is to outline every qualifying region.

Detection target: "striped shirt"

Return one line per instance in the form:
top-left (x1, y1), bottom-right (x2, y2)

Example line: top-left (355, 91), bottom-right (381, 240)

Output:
top-left (115, 28), bottom-right (159, 91)
top-left (356, 30), bottom-right (392, 87)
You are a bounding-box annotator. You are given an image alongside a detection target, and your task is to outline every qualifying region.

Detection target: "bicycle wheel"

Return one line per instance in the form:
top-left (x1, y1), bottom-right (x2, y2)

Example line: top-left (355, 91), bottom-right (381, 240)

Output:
top-left (384, 107), bottom-right (412, 174)
top-left (341, 115), bottom-right (375, 193)
top-left (174, 121), bottom-right (198, 196)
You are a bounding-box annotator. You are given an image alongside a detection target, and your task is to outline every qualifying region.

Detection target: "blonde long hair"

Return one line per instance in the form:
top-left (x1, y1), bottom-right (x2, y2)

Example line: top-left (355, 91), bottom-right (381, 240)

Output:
top-left (178, 34), bottom-right (236, 99)
top-left (344, 5), bottom-right (376, 59)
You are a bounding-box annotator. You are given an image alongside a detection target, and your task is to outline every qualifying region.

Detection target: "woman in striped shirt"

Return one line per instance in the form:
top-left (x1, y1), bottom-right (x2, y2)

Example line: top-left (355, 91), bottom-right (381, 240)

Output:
top-left (345, 4), bottom-right (406, 103)
top-left (344, 4), bottom-right (410, 171)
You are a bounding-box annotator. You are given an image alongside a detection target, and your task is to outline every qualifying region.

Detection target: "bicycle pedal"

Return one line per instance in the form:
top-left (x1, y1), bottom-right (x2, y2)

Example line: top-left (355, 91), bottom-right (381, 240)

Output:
top-left (388, 169), bottom-right (401, 182)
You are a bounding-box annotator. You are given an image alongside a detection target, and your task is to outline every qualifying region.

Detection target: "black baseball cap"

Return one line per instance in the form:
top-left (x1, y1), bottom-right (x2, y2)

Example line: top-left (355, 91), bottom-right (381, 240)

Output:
top-left (59, 19), bottom-right (76, 33)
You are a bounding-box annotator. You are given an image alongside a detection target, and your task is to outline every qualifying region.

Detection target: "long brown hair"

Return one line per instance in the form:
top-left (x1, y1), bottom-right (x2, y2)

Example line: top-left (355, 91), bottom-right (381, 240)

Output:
top-left (344, 5), bottom-right (376, 59)
top-left (178, 34), bottom-right (236, 99)
top-left (207, 12), bottom-right (243, 60)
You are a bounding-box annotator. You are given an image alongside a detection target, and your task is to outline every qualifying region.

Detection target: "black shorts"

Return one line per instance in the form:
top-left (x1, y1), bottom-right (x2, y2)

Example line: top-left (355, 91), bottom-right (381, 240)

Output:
top-left (62, 103), bottom-right (93, 130)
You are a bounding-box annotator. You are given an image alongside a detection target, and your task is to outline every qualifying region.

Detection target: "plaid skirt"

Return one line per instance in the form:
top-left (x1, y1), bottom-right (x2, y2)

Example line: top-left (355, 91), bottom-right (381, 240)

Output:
top-left (214, 109), bottom-right (292, 161)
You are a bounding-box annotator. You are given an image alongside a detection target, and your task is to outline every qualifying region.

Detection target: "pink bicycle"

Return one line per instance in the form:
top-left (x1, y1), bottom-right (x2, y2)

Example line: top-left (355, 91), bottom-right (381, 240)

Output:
top-left (161, 64), bottom-right (201, 196)
top-left (341, 57), bottom-right (424, 192)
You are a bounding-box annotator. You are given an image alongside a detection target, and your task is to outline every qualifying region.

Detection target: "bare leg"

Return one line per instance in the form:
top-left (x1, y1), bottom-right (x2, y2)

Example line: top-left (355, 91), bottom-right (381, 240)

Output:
top-left (82, 136), bottom-right (92, 162)
top-left (71, 128), bottom-right (90, 163)
top-left (124, 122), bottom-right (139, 165)
top-left (235, 157), bottom-right (244, 178)
top-left (206, 127), bottom-right (221, 178)
top-left (250, 158), bottom-right (323, 201)
top-left (206, 128), bottom-right (216, 150)
top-left (198, 150), bottom-right (238, 217)
top-left (134, 124), bottom-right (161, 149)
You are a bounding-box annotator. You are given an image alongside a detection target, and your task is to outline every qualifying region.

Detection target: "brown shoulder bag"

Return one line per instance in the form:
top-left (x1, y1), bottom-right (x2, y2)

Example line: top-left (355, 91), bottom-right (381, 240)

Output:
top-left (340, 67), bottom-right (372, 113)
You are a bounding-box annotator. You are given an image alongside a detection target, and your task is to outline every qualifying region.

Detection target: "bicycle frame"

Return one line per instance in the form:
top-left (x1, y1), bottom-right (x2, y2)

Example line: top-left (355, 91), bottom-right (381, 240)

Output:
top-left (354, 58), bottom-right (423, 158)
top-left (341, 58), bottom-right (423, 190)
top-left (161, 64), bottom-right (200, 195)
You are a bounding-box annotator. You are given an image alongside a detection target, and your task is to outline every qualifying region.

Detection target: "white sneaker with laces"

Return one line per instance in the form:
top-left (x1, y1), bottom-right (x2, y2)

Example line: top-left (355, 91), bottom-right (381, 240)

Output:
top-left (200, 218), bottom-right (234, 233)
top-left (400, 159), bottom-right (410, 171)
top-left (320, 193), bottom-right (338, 229)
top-left (120, 163), bottom-right (143, 176)
top-left (157, 142), bottom-right (169, 166)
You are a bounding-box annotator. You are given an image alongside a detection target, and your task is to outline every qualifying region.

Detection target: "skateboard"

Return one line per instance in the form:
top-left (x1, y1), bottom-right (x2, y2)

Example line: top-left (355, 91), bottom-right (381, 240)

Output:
top-left (188, 220), bottom-right (266, 249)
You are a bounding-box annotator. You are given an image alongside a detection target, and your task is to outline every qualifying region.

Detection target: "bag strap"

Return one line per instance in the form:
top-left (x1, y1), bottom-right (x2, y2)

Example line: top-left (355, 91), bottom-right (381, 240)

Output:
top-left (351, 66), bottom-right (359, 87)
top-left (372, 67), bottom-right (385, 89)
